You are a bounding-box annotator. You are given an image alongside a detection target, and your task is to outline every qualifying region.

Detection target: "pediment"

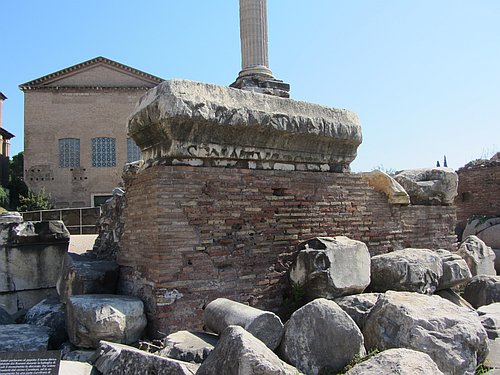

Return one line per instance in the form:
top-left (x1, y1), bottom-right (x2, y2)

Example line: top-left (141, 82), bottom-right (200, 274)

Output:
top-left (20, 56), bottom-right (163, 90)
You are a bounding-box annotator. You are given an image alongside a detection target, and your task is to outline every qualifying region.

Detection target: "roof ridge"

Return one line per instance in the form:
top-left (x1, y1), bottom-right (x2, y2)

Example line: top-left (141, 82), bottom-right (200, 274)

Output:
top-left (19, 56), bottom-right (164, 90)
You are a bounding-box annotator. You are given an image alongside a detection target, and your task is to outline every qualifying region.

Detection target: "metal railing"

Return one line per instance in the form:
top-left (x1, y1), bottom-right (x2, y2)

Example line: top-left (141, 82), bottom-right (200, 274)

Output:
top-left (21, 207), bottom-right (101, 235)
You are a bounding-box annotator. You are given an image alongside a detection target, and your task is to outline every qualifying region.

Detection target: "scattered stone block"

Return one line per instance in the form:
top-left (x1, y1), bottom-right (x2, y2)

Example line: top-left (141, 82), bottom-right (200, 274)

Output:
top-left (435, 249), bottom-right (472, 289)
top-left (0, 324), bottom-right (50, 351)
top-left (66, 294), bottom-right (147, 348)
top-left (57, 253), bottom-right (119, 302)
top-left (128, 79), bottom-right (362, 172)
top-left (334, 293), bottom-right (380, 331)
top-left (463, 275), bottom-right (500, 308)
top-left (478, 303), bottom-right (500, 340)
top-left (197, 325), bottom-right (298, 375)
top-left (279, 298), bottom-right (365, 374)
top-left (457, 236), bottom-right (496, 276)
top-left (91, 341), bottom-right (199, 375)
top-left (370, 248), bottom-right (443, 294)
top-left (363, 291), bottom-right (489, 374)
top-left (204, 298), bottom-right (283, 350)
top-left (290, 236), bottom-right (371, 300)
top-left (345, 348), bottom-right (443, 375)
top-left (24, 297), bottom-right (67, 348)
top-left (394, 167), bottom-right (458, 205)
top-left (158, 330), bottom-right (218, 364)
top-left (361, 170), bottom-right (410, 204)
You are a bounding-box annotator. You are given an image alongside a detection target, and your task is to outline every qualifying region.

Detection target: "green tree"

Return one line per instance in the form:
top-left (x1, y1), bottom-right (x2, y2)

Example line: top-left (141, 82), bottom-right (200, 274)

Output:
top-left (17, 189), bottom-right (53, 212)
top-left (7, 151), bottom-right (28, 210)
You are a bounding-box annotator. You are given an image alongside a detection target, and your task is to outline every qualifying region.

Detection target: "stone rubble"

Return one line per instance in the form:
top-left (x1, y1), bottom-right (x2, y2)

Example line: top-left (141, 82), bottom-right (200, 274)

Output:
top-left (458, 235), bottom-right (497, 276)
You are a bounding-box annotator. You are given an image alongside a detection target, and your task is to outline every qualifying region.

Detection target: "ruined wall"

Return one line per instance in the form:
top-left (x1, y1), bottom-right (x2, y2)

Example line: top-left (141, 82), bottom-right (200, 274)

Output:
top-left (455, 158), bottom-right (500, 233)
top-left (119, 165), bottom-right (457, 337)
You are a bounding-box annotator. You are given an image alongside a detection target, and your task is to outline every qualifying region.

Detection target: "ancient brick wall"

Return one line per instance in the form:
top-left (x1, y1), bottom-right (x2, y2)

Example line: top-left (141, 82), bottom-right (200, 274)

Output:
top-left (455, 160), bottom-right (500, 233)
top-left (119, 165), bottom-right (457, 337)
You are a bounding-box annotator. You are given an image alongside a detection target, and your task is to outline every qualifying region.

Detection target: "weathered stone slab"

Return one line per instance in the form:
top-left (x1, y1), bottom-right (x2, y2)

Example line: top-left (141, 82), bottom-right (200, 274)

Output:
top-left (204, 298), bottom-right (283, 350)
top-left (57, 252), bottom-right (119, 302)
top-left (478, 303), bottom-right (500, 340)
top-left (435, 289), bottom-right (475, 311)
top-left (128, 79), bottom-right (362, 172)
top-left (0, 324), bottom-right (50, 351)
top-left (197, 325), bottom-right (298, 375)
top-left (394, 168), bottom-right (458, 205)
top-left (91, 341), bottom-right (199, 375)
top-left (463, 275), bottom-right (500, 308)
top-left (24, 297), bottom-right (67, 348)
top-left (435, 249), bottom-right (472, 289)
top-left (66, 294), bottom-right (147, 348)
top-left (158, 330), bottom-right (217, 364)
top-left (59, 360), bottom-right (97, 375)
top-left (290, 236), bottom-right (371, 300)
top-left (335, 293), bottom-right (380, 331)
top-left (279, 298), bottom-right (365, 374)
top-left (370, 248), bottom-right (443, 294)
top-left (361, 170), bottom-right (410, 204)
top-left (458, 235), bottom-right (496, 276)
top-left (345, 348), bottom-right (443, 375)
top-left (363, 291), bottom-right (489, 374)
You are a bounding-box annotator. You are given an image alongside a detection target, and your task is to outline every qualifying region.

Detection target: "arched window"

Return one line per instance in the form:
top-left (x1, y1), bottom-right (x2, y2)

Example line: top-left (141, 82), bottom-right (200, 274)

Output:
top-left (92, 137), bottom-right (116, 167)
top-left (59, 138), bottom-right (80, 168)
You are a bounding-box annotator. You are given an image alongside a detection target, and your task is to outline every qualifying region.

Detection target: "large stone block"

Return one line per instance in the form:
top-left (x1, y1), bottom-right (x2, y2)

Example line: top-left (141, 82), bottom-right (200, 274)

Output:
top-left (363, 291), bottom-right (489, 374)
top-left (361, 170), bottom-right (410, 205)
top-left (279, 298), bottom-right (365, 374)
top-left (66, 294), bottom-right (147, 348)
top-left (158, 331), bottom-right (218, 364)
top-left (197, 326), bottom-right (298, 375)
top-left (463, 275), bottom-right (500, 308)
top-left (290, 236), bottom-right (371, 300)
top-left (128, 79), bottom-right (362, 172)
top-left (394, 168), bottom-right (458, 205)
top-left (458, 235), bottom-right (496, 276)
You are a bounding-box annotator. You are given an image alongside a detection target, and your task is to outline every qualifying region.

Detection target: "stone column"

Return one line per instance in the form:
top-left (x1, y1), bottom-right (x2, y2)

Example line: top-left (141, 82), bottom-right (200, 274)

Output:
top-left (231, 0), bottom-right (290, 98)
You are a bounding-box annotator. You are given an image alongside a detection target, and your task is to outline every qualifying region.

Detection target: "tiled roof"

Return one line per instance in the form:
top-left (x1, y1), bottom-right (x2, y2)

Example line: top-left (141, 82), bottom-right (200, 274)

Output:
top-left (19, 56), bottom-right (164, 91)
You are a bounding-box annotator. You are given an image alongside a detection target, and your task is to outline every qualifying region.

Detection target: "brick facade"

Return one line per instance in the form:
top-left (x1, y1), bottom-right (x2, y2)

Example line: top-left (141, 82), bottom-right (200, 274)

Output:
top-left (455, 158), bottom-right (500, 235)
top-left (119, 165), bottom-right (457, 338)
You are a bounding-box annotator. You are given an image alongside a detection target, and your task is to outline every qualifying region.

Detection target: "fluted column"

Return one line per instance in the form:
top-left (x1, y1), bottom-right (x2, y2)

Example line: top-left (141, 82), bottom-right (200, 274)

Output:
top-left (231, 0), bottom-right (290, 98)
top-left (239, 0), bottom-right (273, 78)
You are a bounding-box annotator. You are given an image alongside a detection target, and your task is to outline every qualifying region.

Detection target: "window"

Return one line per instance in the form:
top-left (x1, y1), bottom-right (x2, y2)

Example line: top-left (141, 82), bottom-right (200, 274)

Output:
top-left (59, 138), bottom-right (80, 168)
top-left (126, 137), bottom-right (142, 163)
top-left (92, 137), bottom-right (116, 167)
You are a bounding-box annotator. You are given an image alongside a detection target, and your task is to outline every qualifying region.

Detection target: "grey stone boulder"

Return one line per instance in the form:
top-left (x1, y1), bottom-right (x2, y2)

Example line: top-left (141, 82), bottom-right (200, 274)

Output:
top-left (361, 170), bottom-right (410, 204)
top-left (463, 216), bottom-right (500, 249)
top-left (345, 348), bottom-right (443, 375)
top-left (24, 296), bottom-right (67, 348)
top-left (0, 324), bottom-right (50, 351)
top-left (478, 303), bottom-right (500, 340)
top-left (334, 293), bottom-right (380, 331)
top-left (204, 298), bottom-right (283, 350)
top-left (290, 236), bottom-right (371, 300)
top-left (458, 235), bottom-right (496, 276)
top-left (57, 252), bottom-right (119, 302)
top-left (129, 79), bottom-right (362, 172)
top-left (0, 306), bottom-right (14, 324)
top-left (158, 330), bottom-right (218, 364)
top-left (66, 294), bottom-right (147, 348)
top-left (363, 291), bottom-right (489, 374)
top-left (370, 248), bottom-right (443, 294)
top-left (435, 289), bottom-right (475, 311)
top-left (435, 249), bottom-right (472, 289)
top-left (91, 340), bottom-right (199, 375)
top-left (394, 167), bottom-right (458, 205)
top-left (197, 325), bottom-right (298, 375)
top-left (279, 298), bottom-right (365, 374)
top-left (463, 275), bottom-right (500, 308)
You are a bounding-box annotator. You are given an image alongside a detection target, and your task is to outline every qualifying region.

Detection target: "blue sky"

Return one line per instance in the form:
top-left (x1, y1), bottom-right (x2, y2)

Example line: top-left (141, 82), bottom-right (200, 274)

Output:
top-left (1, 1), bottom-right (498, 172)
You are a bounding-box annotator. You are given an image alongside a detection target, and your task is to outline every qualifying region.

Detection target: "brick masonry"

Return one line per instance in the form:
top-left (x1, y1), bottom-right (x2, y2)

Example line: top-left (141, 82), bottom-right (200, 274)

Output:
top-left (119, 165), bottom-right (457, 338)
top-left (455, 159), bottom-right (500, 235)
